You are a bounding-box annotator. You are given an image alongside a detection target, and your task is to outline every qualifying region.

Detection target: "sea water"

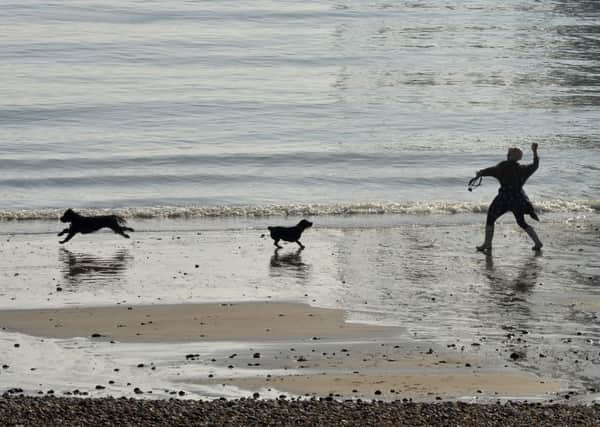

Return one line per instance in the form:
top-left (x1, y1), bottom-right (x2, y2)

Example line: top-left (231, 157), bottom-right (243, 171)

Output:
top-left (1, 0), bottom-right (599, 217)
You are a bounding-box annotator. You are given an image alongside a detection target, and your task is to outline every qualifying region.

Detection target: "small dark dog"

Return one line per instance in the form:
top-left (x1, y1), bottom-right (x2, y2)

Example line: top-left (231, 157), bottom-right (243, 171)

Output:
top-left (267, 219), bottom-right (312, 249)
top-left (58, 209), bottom-right (134, 244)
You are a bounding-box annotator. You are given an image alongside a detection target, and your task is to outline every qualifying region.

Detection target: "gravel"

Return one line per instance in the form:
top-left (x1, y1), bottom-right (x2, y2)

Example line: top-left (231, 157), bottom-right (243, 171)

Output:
top-left (0, 396), bottom-right (599, 426)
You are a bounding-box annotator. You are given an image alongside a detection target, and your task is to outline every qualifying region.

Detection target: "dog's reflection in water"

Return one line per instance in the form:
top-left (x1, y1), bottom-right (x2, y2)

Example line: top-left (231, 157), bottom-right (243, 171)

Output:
top-left (59, 248), bottom-right (132, 287)
top-left (269, 248), bottom-right (310, 280)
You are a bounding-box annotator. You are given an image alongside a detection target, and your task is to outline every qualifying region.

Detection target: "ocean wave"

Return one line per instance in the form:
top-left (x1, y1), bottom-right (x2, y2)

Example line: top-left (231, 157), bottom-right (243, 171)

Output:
top-left (0, 199), bottom-right (598, 221)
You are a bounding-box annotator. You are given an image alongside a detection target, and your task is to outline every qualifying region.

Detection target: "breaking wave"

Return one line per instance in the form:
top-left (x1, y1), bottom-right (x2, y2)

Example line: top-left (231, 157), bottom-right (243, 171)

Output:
top-left (0, 199), bottom-right (598, 221)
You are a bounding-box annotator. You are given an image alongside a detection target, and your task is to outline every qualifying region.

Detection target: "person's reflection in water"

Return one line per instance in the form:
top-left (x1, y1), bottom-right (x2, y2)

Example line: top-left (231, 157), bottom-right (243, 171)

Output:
top-left (59, 248), bottom-right (132, 287)
top-left (484, 253), bottom-right (542, 316)
top-left (269, 248), bottom-right (310, 281)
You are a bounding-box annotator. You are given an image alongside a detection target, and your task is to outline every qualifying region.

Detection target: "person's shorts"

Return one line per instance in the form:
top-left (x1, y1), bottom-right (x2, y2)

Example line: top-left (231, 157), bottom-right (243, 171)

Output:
top-left (488, 188), bottom-right (538, 222)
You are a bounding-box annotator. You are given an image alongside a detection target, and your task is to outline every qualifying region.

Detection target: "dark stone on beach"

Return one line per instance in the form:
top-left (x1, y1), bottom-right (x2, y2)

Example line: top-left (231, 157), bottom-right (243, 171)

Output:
top-left (2, 365), bottom-right (9, 369)
top-left (56, 287), bottom-right (62, 292)
top-left (137, 363), bottom-right (145, 368)
top-left (133, 388), bottom-right (143, 394)
top-left (91, 333), bottom-right (103, 338)
top-left (253, 353), bottom-right (261, 358)
top-left (13, 344), bottom-right (19, 348)
top-left (95, 385), bottom-right (105, 390)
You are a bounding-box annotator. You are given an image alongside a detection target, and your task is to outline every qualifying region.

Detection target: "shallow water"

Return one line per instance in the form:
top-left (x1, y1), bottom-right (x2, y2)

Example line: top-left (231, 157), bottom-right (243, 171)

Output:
top-left (1, 0), bottom-right (599, 213)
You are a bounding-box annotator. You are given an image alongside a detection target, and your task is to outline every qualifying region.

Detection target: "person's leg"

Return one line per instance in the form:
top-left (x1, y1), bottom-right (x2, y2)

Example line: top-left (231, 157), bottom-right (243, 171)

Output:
top-left (478, 197), bottom-right (507, 253)
top-left (513, 211), bottom-right (529, 230)
top-left (513, 211), bottom-right (543, 251)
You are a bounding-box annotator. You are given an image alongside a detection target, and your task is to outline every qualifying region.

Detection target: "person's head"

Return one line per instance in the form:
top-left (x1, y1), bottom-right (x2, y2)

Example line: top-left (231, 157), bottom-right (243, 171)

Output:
top-left (507, 147), bottom-right (523, 161)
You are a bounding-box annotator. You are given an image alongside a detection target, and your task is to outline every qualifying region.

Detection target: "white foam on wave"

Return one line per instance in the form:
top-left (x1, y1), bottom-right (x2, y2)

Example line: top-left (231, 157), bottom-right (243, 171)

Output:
top-left (0, 199), bottom-right (598, 221)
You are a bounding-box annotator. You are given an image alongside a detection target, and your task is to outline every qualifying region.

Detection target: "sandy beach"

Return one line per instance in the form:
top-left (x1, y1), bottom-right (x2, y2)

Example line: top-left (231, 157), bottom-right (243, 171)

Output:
top-left (0, 300), bottom-right (560, 401)
top-left (0, 302), bottom-right (392, 342)
top-left (1, 216), bottom-right (599, 406)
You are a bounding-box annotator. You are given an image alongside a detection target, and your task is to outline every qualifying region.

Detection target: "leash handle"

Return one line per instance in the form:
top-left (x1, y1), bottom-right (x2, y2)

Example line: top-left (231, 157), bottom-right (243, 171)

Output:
top-left (468, 176), bottom-right (482, 192)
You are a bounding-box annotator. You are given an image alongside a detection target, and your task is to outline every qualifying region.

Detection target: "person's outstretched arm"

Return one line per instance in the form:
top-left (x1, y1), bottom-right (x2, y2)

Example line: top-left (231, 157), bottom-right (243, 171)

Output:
top-left (476, 164), bottom-right (499, 178)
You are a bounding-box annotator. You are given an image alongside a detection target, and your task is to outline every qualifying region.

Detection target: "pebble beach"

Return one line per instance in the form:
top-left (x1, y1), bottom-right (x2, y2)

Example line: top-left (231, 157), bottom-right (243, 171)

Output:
top-left (1, 396), bottom-right (599, 426)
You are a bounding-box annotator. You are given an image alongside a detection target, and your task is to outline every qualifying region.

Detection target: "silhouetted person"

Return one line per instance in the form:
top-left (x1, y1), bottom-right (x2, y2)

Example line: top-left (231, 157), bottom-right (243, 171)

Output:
top-left (472, 143), bottom-right (543, 253)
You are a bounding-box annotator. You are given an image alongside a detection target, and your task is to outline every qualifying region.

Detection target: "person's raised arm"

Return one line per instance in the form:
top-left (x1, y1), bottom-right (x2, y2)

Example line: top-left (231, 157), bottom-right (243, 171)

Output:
top-left (522, 143), bottom-right (539, 179)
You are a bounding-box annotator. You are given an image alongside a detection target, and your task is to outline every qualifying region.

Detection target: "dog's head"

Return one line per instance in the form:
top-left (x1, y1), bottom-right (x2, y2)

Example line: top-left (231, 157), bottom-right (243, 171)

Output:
top-left (60, 209), bottom-right (76, 223)
top-left (297, 219), bottom-right (313, 230)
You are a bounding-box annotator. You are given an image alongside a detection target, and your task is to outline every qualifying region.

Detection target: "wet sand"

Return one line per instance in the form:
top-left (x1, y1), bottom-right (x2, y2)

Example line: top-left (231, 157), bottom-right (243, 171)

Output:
top-left (0, 302), bottom-right (392, 342)
top-left (0, 216), bottom-right (599, 402)
top-left (211, 372), bottom-right (559, 400)
top-left (0, 301), bottom-right (560, 401)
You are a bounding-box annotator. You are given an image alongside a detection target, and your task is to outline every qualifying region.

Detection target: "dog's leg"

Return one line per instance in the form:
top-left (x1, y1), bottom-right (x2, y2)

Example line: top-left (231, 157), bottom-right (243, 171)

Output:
top-left (59, 232), bottom-right (76, 244)
top-left (123, 227), bottom-right (134, 232)
top-left (296, 240), bottom-right (305, 249)
top-left (57, 228), bottom-right (70, 236)
top-left (273, 239), bottom-right (282, 249)
top-left (110, 225), bottom-right (131, 238)
top-left (116, 229), bottom-right (131, 238)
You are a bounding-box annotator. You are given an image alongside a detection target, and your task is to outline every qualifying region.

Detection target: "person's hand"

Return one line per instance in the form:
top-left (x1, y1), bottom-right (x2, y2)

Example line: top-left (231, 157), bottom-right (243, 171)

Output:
top-left (531, 142), bottom-right (538, 152)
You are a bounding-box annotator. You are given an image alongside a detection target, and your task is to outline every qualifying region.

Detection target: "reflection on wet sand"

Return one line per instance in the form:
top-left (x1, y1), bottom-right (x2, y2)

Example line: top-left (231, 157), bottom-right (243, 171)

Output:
top-left (269, 248), bottom-right (310, 281)
top-left (485, 254), bottom-right (542, 291)
top-left (484, 254), bottom-right (542, 317)
top-left (59, 248), bottom-right (132, 287)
